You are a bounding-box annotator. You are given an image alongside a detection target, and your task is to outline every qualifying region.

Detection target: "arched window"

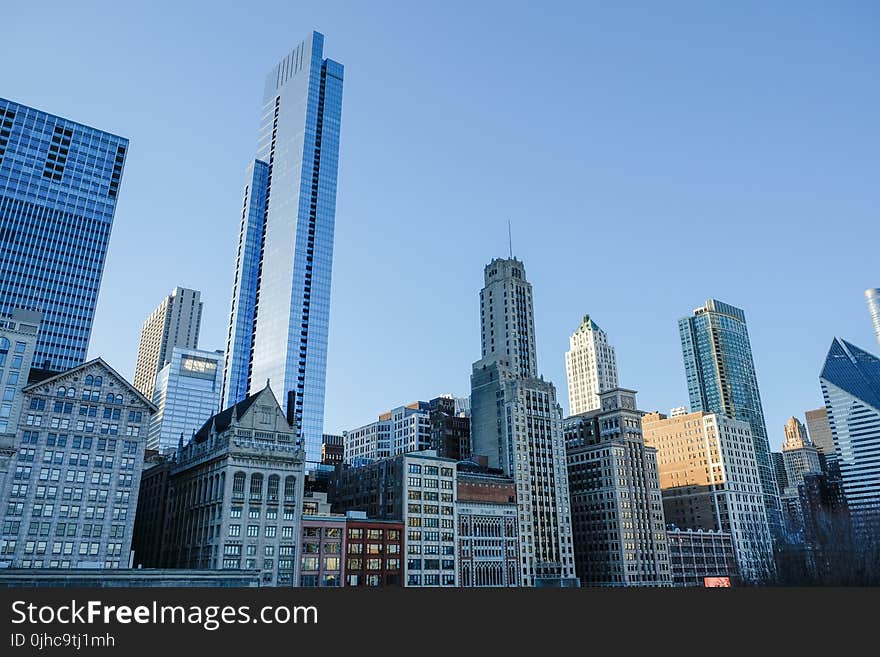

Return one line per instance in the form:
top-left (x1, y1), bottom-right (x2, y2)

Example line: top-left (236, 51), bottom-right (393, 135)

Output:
top-left (0, 337), bottom-right (9, 351)
top-left (116, 394), bottom-right (123, 404)
top-left (85, 375), bottom-right (93, 386)
top-left (284, 476), bottom-right (297, 503)
top-left (106, 393), bottom-right (115, 404)
top-left (267, 475), bottom-right (279, 502)
top-left (57, 387), bottom-right (67, 398)
top-left (94, 376), bottom-right (103, 387)
top-left (66, 388), bottom-right (75, 398)
top-left (232, 472), bottom-right (246, 499)
top-left (249, 473), bottom-right (263, 500)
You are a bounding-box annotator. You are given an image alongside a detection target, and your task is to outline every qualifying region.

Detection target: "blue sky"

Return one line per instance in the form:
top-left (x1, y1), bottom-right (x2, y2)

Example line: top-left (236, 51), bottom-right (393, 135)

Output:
top-left (3, 1), bottom-right (878, 449)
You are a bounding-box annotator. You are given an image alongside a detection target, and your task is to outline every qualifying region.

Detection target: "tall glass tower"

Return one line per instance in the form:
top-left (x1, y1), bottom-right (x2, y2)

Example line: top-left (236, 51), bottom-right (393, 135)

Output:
top-left (678, 299), bottom-right (781, 537)
top-left (866, 289), bottom-right (880, 351)
top-left (0, 98), bottom-right (128, 372)
top-left (222, 32), bottom-right (343, 467)
top-left (820, 338), bottom-right (880, 533)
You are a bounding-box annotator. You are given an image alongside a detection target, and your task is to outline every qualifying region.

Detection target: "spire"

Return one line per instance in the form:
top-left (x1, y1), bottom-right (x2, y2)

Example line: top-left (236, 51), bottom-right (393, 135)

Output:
top-left (507, 220), bottom-right (513, 259)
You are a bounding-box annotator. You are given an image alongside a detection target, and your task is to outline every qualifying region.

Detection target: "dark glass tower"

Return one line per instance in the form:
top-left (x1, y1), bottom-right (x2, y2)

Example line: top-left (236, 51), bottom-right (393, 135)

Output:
top-left (0, 98), bottom-right (128, 371)
top-left (222, 32), bottom-right (343, 467)
top-left (679, 299), bottom-right (781, 537)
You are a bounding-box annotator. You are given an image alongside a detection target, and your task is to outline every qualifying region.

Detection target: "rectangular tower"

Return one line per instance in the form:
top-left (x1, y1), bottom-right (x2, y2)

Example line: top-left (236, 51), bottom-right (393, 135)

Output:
top-left (222, 33), bottom-right (344, 469)
top-left (0, 98), bottom-right (128, 372)
top-left (470, 257), bottom-right (578, 587)
top-left (679, 299), bottom-right (780, 536)
top-left (565, 314), bottom-right (618, 415)
top-left (133, 287), bottom-right (203, 399)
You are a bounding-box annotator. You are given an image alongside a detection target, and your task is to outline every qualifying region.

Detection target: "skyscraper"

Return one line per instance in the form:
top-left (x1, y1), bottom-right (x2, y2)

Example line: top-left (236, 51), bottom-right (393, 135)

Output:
top-left (222, 32), bottom-right (344, 468)
top-left (642, 411), bottom-right (775, 584)
top-left (133, 287), bottom-right (203, 399)
top-left (805, 407), bottom-right (836, 458)
top-left (470, 257), bottom-right (578, 587)
top-left (782, 417), bottom-right (821, 490)
top-left (866, 289), bottom-right (880, 350)
top-left (820, 338), bottom-right (880, 532)
top-left (147, 347), bottom-right (223, 454)
top-left (0, 98), bottom-right (128, 372)
top-left (678, 299), bottom-right (780, 536)
top-left (564, 315), bottom-right (618, 415)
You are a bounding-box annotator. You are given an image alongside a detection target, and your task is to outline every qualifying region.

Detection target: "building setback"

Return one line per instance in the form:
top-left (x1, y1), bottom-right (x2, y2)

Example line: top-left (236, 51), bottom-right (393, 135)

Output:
top-left (564, 389), bottom-right (671, 587)
top-left (565, 315), bottom-right (618, 415)
top-left (147, 347), bottom-right (223, 454)
top-left (132, 287), bottom-right (203, 400)
top-left (0, 98), bottom-right (128, 372)
top-left (155, 385), bottom-right (305, 586)
top-left (642, 410), bottom-right (775, 584)
top-left (330, 450), bottom-right (458, 587)
top-left (0, 359), bottom-right (154, 569)
top-left (470, 257), bottom-right (577, 587)
top-left (221, 32), bottom-right (344, 468)
top-left (456, 459), bottom-right (519, 587)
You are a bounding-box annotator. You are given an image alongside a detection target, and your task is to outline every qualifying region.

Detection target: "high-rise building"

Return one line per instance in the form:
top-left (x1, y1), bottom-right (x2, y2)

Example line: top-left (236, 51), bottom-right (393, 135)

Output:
top-left (221, 32), bottom-right (344, 469)
top-left (147, 347), bottom-right (223, 454)
top-left (565, 315), bottom-right (618, 415)
top-left (343, 401), bottom-right (432, 464)
top-left (820, 338), bottom-right (880, 533)
top-left (0, 359), bottom-right (154, 569)
top-left (470, 257), bottom-right (578, 587)
top-left (329, 450), bottom-right (459, 587)
top-left (0, 310), bottom-right (41, 494)
top-left (0, 98), bottom-right (128, 372)
top-left (155, 385), bottom-right (306, 585)
top-left (564, 389), bottom-right (672, 587)
top-left (642, 410), bottom-right (775, 584)
top-left (866, 289), bottom-right (880, 350)
top-left (133, 288), bottom-right (203, 399)
top-left (321, 433), bottom-right (344, 466)
top-left (429, 396), bottom-right (471, 461)
top-left (782, 417), bottom-right (822, 491)
top-left (771, 451), bottom-right (788, 497)
top-left (679, 299), bottom-right (780, 536)
top-left (805, 406), bottom-right (836, 472)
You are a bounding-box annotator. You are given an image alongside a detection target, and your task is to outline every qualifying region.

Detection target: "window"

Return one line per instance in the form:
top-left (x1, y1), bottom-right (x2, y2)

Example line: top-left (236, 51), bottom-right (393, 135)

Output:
top-left (284, 476), bottom-right (297, 503)
top-left (267, 475), bottom-right (279, 502)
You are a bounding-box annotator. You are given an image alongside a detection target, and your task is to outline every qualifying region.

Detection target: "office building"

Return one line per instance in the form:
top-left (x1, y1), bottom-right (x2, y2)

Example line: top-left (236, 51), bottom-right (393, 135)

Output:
top-left (0, 310), bottom-right (40, 439)
top-left (0, 359), bottom-right (154, 569)
top-left (221, 32), bottom-right (344, 469)
top-left (798, 472), bottom-right (852, 582)
top-left (429, 395), bottom-right (471, 461)
top-left (679, 299), bottom-right (780, 535)
top-left (344, 515), bottom-right (403, 587)
top-left (130, 452), bottom-right (172, 568)
top-left (344, 401), bottom-right (432, 464)
top-left (771, 452), bottom-right (788, 498)
top-left (820, 338), bottom-right (880, 533)
top-left (156, 385), bottom-right (306, 585)
top-left (564, 389), bottom-right (671, 587)
top-left (132, 287), bottom-right (203, 399)
top-left (565, 314), bottom-right (618, 415)
top-left (0, 99), bottom-right (128, 372)
top-left (805, 406), bottom-right (837, 474)
top-left (330, 450), bottom-right (458, 587)
top-left (470, 257), bottom-right (577, 587)
top-left (866, 289), bottom-right (880, 350)
top-left (666, 527), bottom-right (738, 587)
top-left (782, 417), bottom-right (822, 491)
top-left (456, 459), bottom-right (519, 587)
top-left (300, 514), bottom-right (345, 586)
top-left (147, 347), bottom-right (223, 454)
top-left (321, 433), bottom-right (344, 466)
top-left (642, 410), bottom-right (775, 584)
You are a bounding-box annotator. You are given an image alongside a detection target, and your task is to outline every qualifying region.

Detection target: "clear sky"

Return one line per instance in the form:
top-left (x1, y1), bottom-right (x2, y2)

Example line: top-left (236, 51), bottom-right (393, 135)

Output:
top-left (3, 1), bottom-right (878, 449)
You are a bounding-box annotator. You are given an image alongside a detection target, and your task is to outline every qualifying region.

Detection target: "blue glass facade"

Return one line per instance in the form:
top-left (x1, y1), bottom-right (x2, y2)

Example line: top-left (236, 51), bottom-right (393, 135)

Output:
top-left (820, 338), bottom-right (880, 527)
top-left (679, 299), bottom-right (781, 536)
top-left (0, 98), bottom-right (128, 372)
top-left (222, 32), bottom-right (343, 468)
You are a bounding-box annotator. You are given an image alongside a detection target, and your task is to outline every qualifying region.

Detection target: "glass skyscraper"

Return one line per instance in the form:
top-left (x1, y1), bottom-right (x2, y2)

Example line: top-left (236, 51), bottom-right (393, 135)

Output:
top-left (866, 289), bottom-right (880, 351)
top-left (221, 32), bottom-right (343, 467)
top-left (820, 338), bottom-right (880, 532)
top-left (678, 299), bottom-right (781, 536)
top-left (0, 98), bottom-right (128, 372)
